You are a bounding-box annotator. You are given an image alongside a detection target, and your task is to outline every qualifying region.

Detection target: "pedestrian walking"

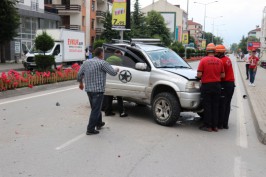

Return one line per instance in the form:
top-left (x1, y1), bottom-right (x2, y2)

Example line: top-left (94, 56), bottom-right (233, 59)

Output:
top-left (103, 50), bottom-right (128, 117)
top-left (244, 51), bottom-right (251, 80)
top-left (215, 45), bottom-right (235, 129)
top-left (248, 50), bottom-right (260, 87)
top-left (77, 47), bottom-right (119, 135)
top-left (197, 43), bottom-right (225, 132)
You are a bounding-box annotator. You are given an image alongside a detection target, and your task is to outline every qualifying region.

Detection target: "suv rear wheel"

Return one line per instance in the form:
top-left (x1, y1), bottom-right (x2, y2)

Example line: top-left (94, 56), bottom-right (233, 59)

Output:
top-left (152, 92), bottom-right (180, 126)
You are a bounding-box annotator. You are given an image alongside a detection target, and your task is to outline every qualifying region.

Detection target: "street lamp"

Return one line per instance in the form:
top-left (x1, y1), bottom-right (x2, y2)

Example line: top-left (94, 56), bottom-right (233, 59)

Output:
top-left (194, 1), bottom-right (218, 40)
top-left (207, 16), bottom-right (223, 42)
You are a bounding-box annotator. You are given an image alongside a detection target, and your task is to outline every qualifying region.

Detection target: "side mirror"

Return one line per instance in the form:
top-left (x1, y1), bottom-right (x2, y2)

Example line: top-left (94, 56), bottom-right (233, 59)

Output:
top-left (135, 62), bottom-right (147, 71)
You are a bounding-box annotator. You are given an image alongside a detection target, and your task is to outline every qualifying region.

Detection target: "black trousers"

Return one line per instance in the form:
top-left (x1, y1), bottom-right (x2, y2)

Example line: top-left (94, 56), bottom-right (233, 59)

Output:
top-left (104, 95), bottom-right (124, 114)
top-left (245, 64), bottom-right (250, 79)
top-left (201, 82), bottom-right (221, 128)
top-left (218, 82), bottom-right (235, 127)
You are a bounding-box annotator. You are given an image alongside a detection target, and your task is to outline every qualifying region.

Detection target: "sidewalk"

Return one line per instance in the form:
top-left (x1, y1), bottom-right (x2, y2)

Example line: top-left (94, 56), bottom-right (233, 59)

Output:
top-left (237, 61), bottom-right (266, 144)
top-left (0, 63), bottom-right (25, 73)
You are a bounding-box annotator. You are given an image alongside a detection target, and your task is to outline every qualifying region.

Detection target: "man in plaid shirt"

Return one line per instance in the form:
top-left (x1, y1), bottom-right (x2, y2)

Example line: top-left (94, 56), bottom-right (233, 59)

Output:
top-left (78, 47), bottom-right (119, 135)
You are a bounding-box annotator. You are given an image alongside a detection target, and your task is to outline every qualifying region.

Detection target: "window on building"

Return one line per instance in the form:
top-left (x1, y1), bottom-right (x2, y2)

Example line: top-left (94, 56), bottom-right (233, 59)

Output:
top-left (92, 1), bottom-right (95, 11)
top-left (82, 16), bottom-right (85, 26)
top-left (91, 37), bottom-right (95, 45)
top-left (20, 0), bottom-right (24, 3)
top-left (44, 0), bottom-right (52, 4)
top-left (91, 19), bottom-right (95, 30)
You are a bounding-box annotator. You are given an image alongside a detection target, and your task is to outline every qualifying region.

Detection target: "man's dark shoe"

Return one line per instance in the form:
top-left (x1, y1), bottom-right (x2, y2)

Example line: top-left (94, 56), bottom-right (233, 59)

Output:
top-left (86, 130), bottom-right (99, 135)
top-left (105, 112), bottom-right (115, 116)
top-left (96, 122), bottom-right (105, 130)
top-left (120, 112), bottom-right (128, 117)
top-left (212, 127), bottom-right (219, 132)
top-left (223, 125), bottom-right (229, 129)
top-left (199, 125), bottom-right (212, 132)
top-left (218, 125), bottom-right (223, 129)
top-left (246, 78), bottom-right (249, 80)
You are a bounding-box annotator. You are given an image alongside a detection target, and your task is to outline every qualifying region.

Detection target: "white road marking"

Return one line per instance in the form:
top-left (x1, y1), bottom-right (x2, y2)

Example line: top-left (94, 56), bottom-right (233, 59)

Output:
top-left (0, 87), bottom-right (77, 105)
top-left (55, 133), bottom-right (85, 150)
top-left (234, 156), bottom-right (247, 177)
top-left (234, 60), bottom-right (248, 148)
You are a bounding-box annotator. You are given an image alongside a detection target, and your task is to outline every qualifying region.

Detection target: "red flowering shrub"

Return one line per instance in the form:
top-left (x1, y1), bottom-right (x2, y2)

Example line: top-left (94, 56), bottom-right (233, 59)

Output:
top-left (0, 64), bottom-right (80, 92)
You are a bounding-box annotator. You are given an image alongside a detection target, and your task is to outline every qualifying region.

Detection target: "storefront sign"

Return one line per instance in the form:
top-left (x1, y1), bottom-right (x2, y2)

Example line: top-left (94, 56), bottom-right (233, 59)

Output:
top-left (15, 41), bottom-right (20, 54)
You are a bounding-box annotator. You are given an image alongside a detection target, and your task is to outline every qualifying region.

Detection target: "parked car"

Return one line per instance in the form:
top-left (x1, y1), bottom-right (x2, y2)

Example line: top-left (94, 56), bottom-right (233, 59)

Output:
top-left (103, 42), bottom-right (203, 126)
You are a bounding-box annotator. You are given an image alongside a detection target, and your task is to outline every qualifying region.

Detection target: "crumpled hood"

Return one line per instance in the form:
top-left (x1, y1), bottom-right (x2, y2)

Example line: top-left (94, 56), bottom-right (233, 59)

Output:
top-left (162, 68), bottom-right (198, 80)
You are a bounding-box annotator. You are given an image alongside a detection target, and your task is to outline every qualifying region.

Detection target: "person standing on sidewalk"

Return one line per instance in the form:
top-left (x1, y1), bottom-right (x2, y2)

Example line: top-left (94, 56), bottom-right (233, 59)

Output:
top-left (197, 43), bottom-right (225, 132)
top-left (215, 45), bottom-right (235, 129)
top-left (78, 47), bottom-right (119, 135)
top-left (248, 50), bottom-right (260, 87)
top-left (244, 51), bottom-right (251, 80)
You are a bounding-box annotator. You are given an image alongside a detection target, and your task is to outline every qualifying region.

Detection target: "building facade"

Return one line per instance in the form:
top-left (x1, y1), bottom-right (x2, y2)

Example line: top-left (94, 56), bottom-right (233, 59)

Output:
top-left (188, 19), bottom-right (203, 48)
top-left (141, 0), bottom-right (188, 42)
top-left (47, 0), bottom-right (91, 47)
top-left (261, 7), bottom-right (266, 61)
top-left (248, 27), bottom-right (261, 39)
top-left (5, 0), bottom-right (60, 62)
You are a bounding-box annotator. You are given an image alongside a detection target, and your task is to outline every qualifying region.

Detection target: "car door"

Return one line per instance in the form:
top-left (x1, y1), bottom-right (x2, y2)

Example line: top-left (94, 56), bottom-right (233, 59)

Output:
top-left (103, 44), bottom-right (151, 99)
top-left (53, 44), bottom-right (62, 63)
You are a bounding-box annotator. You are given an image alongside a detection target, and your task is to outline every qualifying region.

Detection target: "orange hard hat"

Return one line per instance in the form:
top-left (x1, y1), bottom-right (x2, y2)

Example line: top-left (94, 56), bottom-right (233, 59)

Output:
top-left (215, 44), bottom-right (226, 53)
top-left (206, 43), bottom-right (216, 53)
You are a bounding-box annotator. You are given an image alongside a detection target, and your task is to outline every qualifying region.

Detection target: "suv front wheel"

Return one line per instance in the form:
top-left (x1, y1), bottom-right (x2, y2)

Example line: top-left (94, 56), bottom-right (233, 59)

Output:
top-left (152, 92), bottom-right (180, 126)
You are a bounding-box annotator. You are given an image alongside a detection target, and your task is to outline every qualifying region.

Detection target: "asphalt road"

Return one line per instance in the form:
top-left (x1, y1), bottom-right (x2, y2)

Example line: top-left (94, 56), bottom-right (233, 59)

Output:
top-left (0, 57), bottom-right (266, 177)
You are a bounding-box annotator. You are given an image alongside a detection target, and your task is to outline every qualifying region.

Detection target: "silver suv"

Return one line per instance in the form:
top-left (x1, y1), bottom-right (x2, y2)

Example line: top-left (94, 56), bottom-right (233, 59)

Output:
top-left (103, 43), bottom-right (202, 126)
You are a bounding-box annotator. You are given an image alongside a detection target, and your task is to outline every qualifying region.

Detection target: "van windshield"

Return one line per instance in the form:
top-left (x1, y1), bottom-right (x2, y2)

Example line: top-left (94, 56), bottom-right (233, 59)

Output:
top-left (29, 44), bottom-right (53, 54)
top-left (147, 49), bottom-right (191, 68)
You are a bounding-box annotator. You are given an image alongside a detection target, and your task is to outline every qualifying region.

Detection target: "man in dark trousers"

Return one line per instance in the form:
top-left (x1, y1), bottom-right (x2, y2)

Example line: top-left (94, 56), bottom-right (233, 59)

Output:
top-left (215, 44), bottom-right (235, 129)
top-left (104, 50), bottom-right (128, 117)
top-left (197, 43), bottom-right (225, 132)
top-left (78, 47), bottom-right (119, 135)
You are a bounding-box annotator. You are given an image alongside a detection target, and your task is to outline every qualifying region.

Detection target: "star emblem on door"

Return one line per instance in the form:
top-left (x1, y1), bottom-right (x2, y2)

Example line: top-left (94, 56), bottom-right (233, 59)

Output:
top-left (119, 70), bottom-right (132, 83)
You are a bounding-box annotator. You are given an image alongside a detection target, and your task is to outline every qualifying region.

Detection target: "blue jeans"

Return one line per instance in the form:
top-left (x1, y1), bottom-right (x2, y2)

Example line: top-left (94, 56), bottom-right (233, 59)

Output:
top-left (87, 92), bottom-right (104, 132)
top-left (249, 68), bottom-right (256, 84)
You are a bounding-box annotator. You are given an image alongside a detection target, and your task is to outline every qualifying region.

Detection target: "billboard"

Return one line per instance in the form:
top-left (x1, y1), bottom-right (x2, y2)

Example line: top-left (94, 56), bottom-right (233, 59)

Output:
top-left (182, 31), bottom-right (189, 44)
top-left (160, 12), bottom-right (176, 40)
top-left (112, 0), bottom-right (130, 29)
top-left (247, 42), bottom-right (261, 51)
top-left (201, 39), bottom-right (206, 49)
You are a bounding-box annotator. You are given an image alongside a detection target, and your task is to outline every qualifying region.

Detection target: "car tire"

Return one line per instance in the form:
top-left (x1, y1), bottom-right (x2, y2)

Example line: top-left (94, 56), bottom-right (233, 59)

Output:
top-left (152, 92), bottom-right (180, 126)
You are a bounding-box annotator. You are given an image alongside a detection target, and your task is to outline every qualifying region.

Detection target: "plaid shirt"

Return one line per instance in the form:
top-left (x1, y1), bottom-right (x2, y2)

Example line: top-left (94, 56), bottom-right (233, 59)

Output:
top-left (77, 57), bottom-right (118, 92)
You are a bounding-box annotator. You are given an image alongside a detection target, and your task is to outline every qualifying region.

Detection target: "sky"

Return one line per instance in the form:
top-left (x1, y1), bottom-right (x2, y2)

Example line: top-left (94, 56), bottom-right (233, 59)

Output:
top-left (137, 0), bottom-right (266, 47)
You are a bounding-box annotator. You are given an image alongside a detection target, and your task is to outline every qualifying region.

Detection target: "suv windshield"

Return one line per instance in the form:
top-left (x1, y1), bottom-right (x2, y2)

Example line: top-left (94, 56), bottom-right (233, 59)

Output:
top-left (147, 49), bottom-right (190, 68)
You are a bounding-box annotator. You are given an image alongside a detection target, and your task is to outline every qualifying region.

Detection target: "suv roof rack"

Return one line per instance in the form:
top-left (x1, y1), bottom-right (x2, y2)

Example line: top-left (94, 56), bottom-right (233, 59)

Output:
top-left (131, 38), bottom-right (162, 45)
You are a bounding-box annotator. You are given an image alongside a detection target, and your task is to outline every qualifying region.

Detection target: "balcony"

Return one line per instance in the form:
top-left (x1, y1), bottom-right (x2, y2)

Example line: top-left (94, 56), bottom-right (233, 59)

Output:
top-left (59, 25), bottom-right (80, 31)
top-left (96, 28), bottom-right (105, 35)
top-left (96, 11), bottom-right (106, 18)
top-left (44, 5), bottom-right (58, 14)
top-left (53, 4), bottom-right (81, 13)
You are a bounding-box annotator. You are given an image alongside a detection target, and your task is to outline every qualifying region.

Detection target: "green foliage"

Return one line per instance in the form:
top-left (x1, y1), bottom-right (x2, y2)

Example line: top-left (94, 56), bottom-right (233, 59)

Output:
top-left (101, 12), bottom-right (120, 42)
top-left (93, 39), bottom-right (106, 49)
top-left (230, 43), bottom-right (238, 53)
top-left (145, 11), bottom-right (172, 46)
top-left (0, 0), bottom-right (20, 63)
top-left (35, 55), bottom-right (55, 71)
top-left (35, 32), bottom-right (54, 55)
top-left (202, 32), bottom-right (223, 45)
top-left (248, 36), bottom-right (259, 42)
top-left (238, 35), bottom-right (248, 54)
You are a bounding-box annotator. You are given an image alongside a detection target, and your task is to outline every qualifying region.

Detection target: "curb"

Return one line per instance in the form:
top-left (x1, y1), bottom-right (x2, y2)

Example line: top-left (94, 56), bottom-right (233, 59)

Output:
top-left (237, 62), bottom-right (266, 145)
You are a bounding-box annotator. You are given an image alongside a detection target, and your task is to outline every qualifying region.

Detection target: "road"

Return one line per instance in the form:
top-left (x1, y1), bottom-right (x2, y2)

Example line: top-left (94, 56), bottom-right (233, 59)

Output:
top-left (0, 56), bottom-right (266, 177)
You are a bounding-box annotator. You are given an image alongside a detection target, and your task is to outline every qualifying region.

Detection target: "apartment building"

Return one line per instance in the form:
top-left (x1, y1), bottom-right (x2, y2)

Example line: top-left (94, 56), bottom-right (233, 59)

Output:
top-left (141, 0), bottom-right (188, 42)
top-left (46, 0), bottom-right (91, 46)
top-left (4, 0), bottom-right (60, 62)
top-left (261, 7), bottom-right (266, 60)
top-left (188, 19), bottom-right (203, 48)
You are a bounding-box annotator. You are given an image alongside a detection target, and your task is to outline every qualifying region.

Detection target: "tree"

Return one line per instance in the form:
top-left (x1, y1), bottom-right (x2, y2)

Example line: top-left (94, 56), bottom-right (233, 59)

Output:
top-left (130, 0), bottom-right (147, 38)
top-left (0, 0), bottom-right (20, 63)
top-left (145, 11), bottom-right (172, 46)
top-left (35, 32), bottom-right (55, 71)
top-left (101, 12), bottom-right (120, 42)
top-left (238, 35), bottom-right (248, 54)
top-left (247, 36), bottom-right (259, 42)
top-left (214, 36), bottom-right (223, 45)
top-left (230, 43), bottom-right (238, 53)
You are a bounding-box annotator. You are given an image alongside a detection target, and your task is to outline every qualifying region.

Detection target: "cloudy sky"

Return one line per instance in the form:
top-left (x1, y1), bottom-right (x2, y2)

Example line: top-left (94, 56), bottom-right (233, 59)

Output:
top-left (138, 0), bottom-right (266, 47)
